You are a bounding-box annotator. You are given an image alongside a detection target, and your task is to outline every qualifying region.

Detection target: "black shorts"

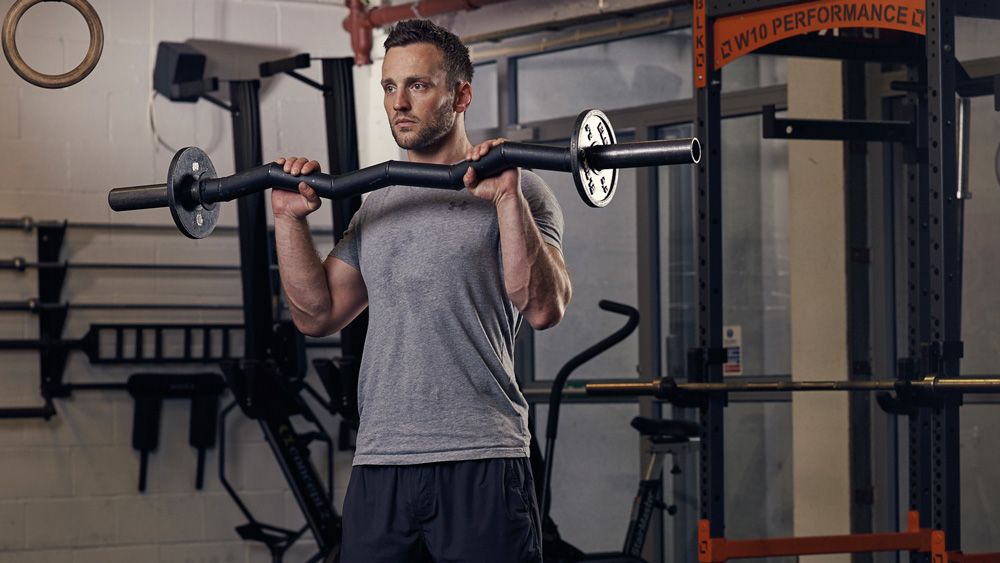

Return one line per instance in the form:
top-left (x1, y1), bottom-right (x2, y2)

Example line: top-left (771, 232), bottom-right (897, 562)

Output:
top-left (341, 457), bottom-right (542, 563)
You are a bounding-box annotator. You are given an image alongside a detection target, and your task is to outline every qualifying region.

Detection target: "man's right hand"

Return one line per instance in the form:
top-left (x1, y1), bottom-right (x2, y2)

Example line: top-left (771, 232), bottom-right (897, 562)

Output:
top-left (272, 156), bottom-right (322, 220)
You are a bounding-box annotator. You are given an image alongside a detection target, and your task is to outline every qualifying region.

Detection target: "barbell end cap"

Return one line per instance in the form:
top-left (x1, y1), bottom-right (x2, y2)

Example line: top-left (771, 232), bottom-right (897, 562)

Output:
top-left (690, 138), bottom-right (702, 164)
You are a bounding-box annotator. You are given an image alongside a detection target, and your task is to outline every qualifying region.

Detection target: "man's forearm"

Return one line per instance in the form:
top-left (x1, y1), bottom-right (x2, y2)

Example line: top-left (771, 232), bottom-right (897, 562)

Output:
top-left (274, 215), bottom-right (332, 333)
top-left (496, 193), bottom-right (571, 329)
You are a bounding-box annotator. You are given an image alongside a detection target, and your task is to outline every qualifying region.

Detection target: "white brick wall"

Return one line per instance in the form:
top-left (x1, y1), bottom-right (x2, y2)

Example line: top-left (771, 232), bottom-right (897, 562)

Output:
top-left (0, 0), bottom-right (360, 560)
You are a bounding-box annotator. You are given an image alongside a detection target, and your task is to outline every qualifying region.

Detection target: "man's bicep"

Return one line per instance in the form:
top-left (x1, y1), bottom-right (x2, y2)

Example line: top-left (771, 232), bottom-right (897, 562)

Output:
top-left (324, 256), bottom-right (369, 332)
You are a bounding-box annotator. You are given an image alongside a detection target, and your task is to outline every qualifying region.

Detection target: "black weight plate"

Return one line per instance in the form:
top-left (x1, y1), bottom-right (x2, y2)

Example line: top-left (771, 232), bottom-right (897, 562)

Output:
top-left (570, 109), bottom-right (618, 208)
top-left (167, 147), bottom-right (218, 239)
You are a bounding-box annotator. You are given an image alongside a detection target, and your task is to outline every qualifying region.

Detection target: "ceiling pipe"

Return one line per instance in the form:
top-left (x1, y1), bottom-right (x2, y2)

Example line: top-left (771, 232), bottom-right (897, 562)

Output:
top-left (344, 0), bottom-right (516, 65)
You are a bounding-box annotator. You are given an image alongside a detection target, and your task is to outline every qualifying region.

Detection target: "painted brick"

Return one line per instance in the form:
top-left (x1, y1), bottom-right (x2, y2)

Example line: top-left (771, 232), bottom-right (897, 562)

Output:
top-left (115, 494), bottom-right (204, 544)
top-left (12, 0), bottom-right (109, 41)
top-left (0, 549), bottom-right (74, 563)
top-left (22, 393), bottom-right (116, 447)
top-left (152, 0), bottom-right (194, 41)
top-left (223, 441), bottom-right (286, 492)
top-left (248, 541), bottom-right (319, 563)
top-left (274, 98), bottom-right (327, 171)
top-left (19, 86), bottom-right (110, 145)
top-left (13, 190), bottom-right (110, 224)
top-left (8, 37), bottom-right (65, 79)
top-left (0, 85), bottom-right (18, 139)
top-left (72, 445), bottom-right (141, 496)
top-left (65, 139), bottom-right (156, 200)
top-left (0, 368), bottom-right (41, 407)
top-left (0, 448), bottom-right (73, 499)
top-left (201, 491), bottom-right (284, 541)
top-left (73, 545), bottom-right (159, 563)
top-left (276, 3), bottom-right (351, 57)
top-left (0, 139), bottom-right (70, 194)
top-left (0, 502), bottom-right (25, 550)
top-left (105, 0), bottom-right (153, 44)
top-left (191, 0), bottom-right (223, 40)
top-left (158, 541), bottom-right (244, 563)
top-left (0, 373), bottom-right (40, 406)
top-left (141, 401), bottom-right (224, 495)
top-left (220, 2), bottom-right (278, 45)
top-left (0, 421), bottom-right (24, 447)
top-left (25, 498), bottom-right (116, 548)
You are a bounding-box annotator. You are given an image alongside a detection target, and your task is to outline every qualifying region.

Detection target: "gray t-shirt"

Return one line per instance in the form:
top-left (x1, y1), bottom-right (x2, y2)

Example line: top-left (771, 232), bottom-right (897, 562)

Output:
top-left (330, 170), bottom-right (564, 465)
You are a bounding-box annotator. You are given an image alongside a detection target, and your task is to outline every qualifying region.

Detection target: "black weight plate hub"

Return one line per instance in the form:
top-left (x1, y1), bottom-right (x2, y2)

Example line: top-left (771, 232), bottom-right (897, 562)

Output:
top-left (571, 109), bottom-right (618, 208)
top-left (168, 147), bottom-right (218, 239)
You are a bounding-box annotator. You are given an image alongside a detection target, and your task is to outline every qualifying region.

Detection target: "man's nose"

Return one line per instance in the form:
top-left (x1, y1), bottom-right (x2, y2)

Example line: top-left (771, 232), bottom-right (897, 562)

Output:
top-left (393, 91), bottom-right (411, 111)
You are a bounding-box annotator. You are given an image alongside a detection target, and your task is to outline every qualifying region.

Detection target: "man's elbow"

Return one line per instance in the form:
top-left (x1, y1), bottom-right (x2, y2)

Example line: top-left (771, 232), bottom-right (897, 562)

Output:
top-left (292, 314), bottom-right (335, 337)
top-left (526, 301), bottom-right (567, 331)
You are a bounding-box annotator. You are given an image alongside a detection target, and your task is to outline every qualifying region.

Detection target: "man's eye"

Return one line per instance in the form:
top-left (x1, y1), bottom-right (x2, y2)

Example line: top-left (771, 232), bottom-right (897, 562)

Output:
top-left (384, 85), bottom-right (396, 93)
top-left (411, 83), bottom-right (426, 91)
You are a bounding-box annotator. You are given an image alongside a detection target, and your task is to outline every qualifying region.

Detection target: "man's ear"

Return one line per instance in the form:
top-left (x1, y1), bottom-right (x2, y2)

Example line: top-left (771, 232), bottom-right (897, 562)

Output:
top-left (454, 81), bottom-right (472, 113)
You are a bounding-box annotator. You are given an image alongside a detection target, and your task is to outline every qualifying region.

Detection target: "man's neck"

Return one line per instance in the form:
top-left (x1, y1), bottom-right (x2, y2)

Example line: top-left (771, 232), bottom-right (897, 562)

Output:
top-left (406, 124), bottom-right (473, 165)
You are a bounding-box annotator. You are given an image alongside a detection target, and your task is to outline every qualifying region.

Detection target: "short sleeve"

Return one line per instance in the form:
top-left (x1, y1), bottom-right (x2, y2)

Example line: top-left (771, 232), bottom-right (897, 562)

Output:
top-left (328, 205), bottom-right (364, 270)
top-left (520, 170), bottom-right (565, 251)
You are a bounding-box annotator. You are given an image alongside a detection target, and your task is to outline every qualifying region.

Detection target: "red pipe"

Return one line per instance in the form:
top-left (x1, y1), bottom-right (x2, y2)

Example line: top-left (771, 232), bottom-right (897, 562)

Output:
top-left (344, 0), bottom-right (515, 65)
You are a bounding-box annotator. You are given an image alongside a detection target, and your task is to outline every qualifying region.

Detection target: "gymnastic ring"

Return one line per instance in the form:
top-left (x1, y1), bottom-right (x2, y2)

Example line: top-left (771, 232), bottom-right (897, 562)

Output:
top-left (2, 0), bottom-right (104, 89)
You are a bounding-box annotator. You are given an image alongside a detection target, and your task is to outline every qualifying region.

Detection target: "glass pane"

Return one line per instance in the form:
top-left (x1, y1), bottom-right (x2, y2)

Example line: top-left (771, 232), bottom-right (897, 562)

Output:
top-left (721, 55), bottom-right (787, 92)
top-left (467, 62), bottom-right (498, 131)
top-left (722, 115), bottom-right (790, 377)
top-left (725, 402), bottom-right (794, 549)
top-left (658, 117), bottom-right (790, 379)
top-left (516, 31), bottom-right (693, 123)
top-left (535, 403), bottom-right (641, 552)
top-left (533, 140), bottom-right (639, 382)
top-left (961, 404), bottom-right (1000, 550)
top-left (961, 95), bottom-right (1000, 375)
top-left (658, 124), bottom-right (697, 380)
top-left (529, 137), bottom-right (641, 553)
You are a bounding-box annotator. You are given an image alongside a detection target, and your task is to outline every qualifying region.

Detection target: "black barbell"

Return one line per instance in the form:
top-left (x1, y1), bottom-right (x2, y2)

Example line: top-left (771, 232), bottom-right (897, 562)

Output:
top-left (108, 109), bottom-right (701, 239)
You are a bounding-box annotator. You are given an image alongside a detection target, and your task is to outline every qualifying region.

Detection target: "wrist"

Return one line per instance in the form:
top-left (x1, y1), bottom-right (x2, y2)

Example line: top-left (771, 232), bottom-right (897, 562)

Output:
top-left (274, 210), bottom-right (311, 225)
top-left (493, 184), bottom-right (523, 208)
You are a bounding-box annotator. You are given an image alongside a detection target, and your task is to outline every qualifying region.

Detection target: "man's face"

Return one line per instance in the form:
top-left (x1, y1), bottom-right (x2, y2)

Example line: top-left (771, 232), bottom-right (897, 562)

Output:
top-left (381, 43), bottom-right (460, 151)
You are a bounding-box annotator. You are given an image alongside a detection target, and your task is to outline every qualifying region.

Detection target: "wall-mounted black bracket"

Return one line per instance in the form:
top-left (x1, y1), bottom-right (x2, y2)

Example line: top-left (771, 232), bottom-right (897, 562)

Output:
top-left (36, 224), bottom-right (70, 399)
top-left (762, 105), bottom-right (915, 142)
top-left (259, 53), bottom-right (327, 92)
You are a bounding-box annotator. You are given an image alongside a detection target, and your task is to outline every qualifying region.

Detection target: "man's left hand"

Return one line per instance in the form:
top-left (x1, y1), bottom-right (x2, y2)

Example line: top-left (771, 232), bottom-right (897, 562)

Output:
top-left (463, 138), bottom-right (521, 206)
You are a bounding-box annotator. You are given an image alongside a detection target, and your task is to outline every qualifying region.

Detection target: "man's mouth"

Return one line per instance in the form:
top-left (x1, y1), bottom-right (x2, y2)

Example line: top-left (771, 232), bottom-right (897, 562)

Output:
top-left (395, 118), bottom-right (417, 126)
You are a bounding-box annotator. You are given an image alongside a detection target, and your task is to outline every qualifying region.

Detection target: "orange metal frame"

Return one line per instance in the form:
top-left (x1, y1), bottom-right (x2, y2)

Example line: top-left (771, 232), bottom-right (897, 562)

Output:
top-left (697, 513), bottom-right (946, 562)
top-left (694, 0), bottom-right (927, 87)
top-left (690, 3), bottom-right (1000, 560)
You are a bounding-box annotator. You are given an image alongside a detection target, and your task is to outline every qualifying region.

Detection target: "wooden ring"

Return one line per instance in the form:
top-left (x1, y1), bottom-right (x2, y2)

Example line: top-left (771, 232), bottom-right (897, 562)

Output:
top-left (2, 0), bottom-right (104, 89)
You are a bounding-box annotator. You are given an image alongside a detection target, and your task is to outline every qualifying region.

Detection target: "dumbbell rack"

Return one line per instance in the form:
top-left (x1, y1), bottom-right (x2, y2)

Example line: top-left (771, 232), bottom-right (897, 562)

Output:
top-left (690, 0), bottom-right (1000, 561)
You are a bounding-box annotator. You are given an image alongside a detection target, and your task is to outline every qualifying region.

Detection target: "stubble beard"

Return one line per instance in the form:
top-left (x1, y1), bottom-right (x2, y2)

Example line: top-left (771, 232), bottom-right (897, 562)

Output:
top-left (392, 103), bottom-right (457, 151)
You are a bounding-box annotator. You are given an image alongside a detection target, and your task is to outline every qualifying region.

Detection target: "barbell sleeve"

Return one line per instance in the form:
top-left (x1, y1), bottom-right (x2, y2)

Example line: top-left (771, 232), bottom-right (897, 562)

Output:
top-left (585, 139), bottom-right (701, 170)
top-left (108, 183), bottom-right (170, 212)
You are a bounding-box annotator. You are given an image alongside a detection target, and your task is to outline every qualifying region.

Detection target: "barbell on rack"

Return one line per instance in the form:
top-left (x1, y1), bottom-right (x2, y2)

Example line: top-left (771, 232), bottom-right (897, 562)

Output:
top-left (586, 376), bottom-right (1000, 400)
top-left (107, 109), bottom-right (701, 239)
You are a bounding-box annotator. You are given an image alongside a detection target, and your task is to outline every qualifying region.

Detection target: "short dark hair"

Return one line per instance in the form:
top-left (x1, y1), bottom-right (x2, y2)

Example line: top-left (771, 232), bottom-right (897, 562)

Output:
top-left (384, 19), bottom-right (474, 85)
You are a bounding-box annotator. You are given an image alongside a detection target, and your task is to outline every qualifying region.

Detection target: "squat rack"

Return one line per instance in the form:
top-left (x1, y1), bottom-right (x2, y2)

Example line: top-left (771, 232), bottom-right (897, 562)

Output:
top-left (689, 0), bottom-right (999, 561)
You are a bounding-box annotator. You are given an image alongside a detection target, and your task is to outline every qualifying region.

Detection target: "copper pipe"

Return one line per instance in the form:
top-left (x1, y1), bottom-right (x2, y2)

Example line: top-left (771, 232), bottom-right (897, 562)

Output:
top-left (344, 0), bottom-right (516, 65)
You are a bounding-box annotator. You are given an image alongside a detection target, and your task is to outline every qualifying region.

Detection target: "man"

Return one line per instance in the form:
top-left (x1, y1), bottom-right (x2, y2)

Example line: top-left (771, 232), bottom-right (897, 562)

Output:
top-left (272, 19), bottom-right (571, 563)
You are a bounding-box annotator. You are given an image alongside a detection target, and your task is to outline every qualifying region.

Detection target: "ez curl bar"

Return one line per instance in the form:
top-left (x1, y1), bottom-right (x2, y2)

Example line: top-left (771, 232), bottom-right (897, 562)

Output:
top-left (108, 109), bottom-right (701, 238)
